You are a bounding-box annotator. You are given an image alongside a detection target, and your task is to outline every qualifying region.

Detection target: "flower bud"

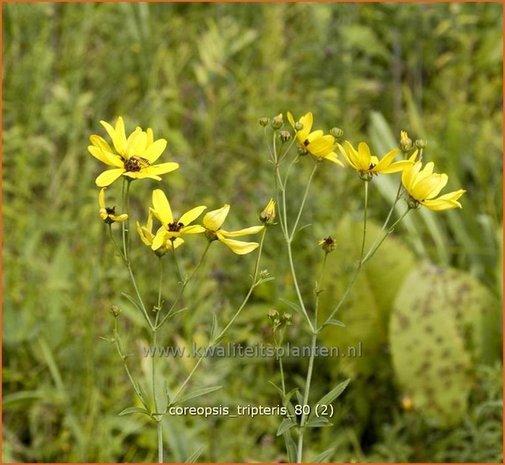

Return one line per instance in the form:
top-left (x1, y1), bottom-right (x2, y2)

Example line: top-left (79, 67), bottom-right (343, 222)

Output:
top-left (110, 305), bottom-right (121, 317)
top-left (400, 130), bottom-right (413, 152)
top-left (281, 312), bottom-right (292, 326)
top-left (259, 269), bottom-right (270, 280)
top-left (318, 236), bottom-right (336, 254)
top-left (330, 127), bottom-right (344, 140)
top-left (271, 113), bottom-right (284, 130)
top-left (294, 121), bottom-right (304, 131)
top-left (259, 117), bottom-right (269, 127)
top-left (414, 139), bottom-right (427, 150)
top-left (260, 198), bottom-right (276, 225)
top-left (279, 131), bottom-right (291, 143)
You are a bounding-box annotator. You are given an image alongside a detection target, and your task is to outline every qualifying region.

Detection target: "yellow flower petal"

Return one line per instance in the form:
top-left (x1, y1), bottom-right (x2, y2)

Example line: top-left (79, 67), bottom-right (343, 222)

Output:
top-left (422, 189), bottom-right (466, 210)
top-left (216, 233), bottom-right (259, 255)
top-left (98, 188), bottom-right (106, 209)
top-left (124, 127), bottom-right (142, 157)
top-left (88, 146), bottom-right (124, 168)
top-left (152, 189), bottom-right (173, 225)
top-left (375, 148), bottom-right (400, 171)
top-left (219, 225), bottom-right (264, 238)
top-left (142, 139), bottom-right (168, 163)
top-left (323, 151), bottom-right (345, 167)
top-left (100, 117), bottom-right (126, 155)
top-left (95, 168), bottom-right (125, 187)
top-left (90, 135), bottom-right (113, 154)
top-left (179, 206), bottom-right (207, 226)
top-left (181, 225), bottom-right (206, 234)
top-left (203, 204), bottom-right (230, 231)
top-left (151, 228), bottom-right (168, 250)
top-left (145, 162), bottom-right (179, 176)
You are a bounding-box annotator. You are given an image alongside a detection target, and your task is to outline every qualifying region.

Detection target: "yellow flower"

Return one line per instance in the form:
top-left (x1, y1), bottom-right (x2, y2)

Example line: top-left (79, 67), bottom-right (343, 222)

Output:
top-left (98, 188), bottom-right (128, 224)
top-left (339, 141), bottom-right (414, 176)
top-left (260, 198), bottom-right (276, 224)
top-left (88, 117), bottom-right (179, 187)
top-left (137, 210), bottom-right (183, 252)
top-left (150, 189), bottom-right (206, 251)
top-left (203, 204), bottom-right (264, 255)
top-left (287, 112), bottom-right (344, 166)
top-left (402, 161), bottom-right (466, 211)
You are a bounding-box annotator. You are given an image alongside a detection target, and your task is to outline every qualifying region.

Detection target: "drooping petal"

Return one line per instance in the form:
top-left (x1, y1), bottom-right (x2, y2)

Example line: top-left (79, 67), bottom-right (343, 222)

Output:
top-left (216, 232), bottom-right (259, 255)
top-left (203, 204), bottom-right (230, 231)
top-left (98, 188), bottom-right (106, 209)
top-left (110, 213), bottom-right (128, 222)
top-left (219, 225), bottom-right (264, 238)
top-left (95, 168), bottom-right (125, 187)
top-left (142, 139), bottom-right (168, 163)
top-left (422, 189), bottom-right (465, 211)
top-left (323, 151), bottom-right (345, 167)
top-left (179, 206), bottom-right (207, 226)
top-left (152, 189), bottom-right (173, 225)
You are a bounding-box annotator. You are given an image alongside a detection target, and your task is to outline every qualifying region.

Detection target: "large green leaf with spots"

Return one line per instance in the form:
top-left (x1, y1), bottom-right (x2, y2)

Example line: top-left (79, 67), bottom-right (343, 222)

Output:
top-left (390, 263), bottom-right (501, 427)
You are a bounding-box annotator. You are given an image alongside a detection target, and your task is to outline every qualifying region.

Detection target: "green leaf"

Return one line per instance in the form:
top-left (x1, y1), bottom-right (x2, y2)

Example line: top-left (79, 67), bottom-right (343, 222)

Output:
top-left (118, 406), bottom-right (151, 417)
top-left (390, 262), bottom-right (500, 427)
top-left (316, 379), bottom-right (350, 407)
top-left (276, 417), bottom-right (296, 436)
top-left (323, 319), bottom-right (346, 328)
top-left (174, 385), bottom-right (222, 405)
top-left (312, 447), bottom-right (336, 463)
top-left (283, 431), bottom-right (298, 463)
top-left (305, 417), bottom-right (332, 428)
top-left (185, 446), bottom-right (204, 463)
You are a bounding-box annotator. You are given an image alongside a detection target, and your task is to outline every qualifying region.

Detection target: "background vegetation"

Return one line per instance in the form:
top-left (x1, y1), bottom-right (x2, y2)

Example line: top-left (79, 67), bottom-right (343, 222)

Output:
top-left (3, 2), bottom-right (502, 462)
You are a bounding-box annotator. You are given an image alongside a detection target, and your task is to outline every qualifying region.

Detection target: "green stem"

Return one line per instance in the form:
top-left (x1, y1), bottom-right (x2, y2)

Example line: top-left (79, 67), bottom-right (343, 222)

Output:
top-left (362, 208), bottom-right (411, 264)
top-left (113, 318), bottom-right (149, 410)
top-left (155, 242), bottom-right (212, 331)
top-left (172, 230), bottom-right (266, 403)
top-left (323, 205), bottom-right (410, 326)
top-left (314, 252), bottom-right (328, 330)
top-left (157, 420), bottom-right (163, 463)
top-left (359, 181), bottom-right (369, 262)
top-left (296, 332), bottom-right (317, 463)
top-left (289, 163), bottom-right (318, 241)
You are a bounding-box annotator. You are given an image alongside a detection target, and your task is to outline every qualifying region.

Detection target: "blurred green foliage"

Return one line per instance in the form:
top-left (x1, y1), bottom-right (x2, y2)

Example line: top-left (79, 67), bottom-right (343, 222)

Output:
top-left (3, 2), bottom-right (502, 462)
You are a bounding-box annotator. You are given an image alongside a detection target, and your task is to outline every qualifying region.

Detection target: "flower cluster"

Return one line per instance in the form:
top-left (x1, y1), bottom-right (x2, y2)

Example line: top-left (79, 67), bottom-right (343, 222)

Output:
top-left (89, 117), bottom-right (264, 253)
top-left (277, 111), bottom-right (465, 211)
top-left (334, 130), bottom-right (465, 211)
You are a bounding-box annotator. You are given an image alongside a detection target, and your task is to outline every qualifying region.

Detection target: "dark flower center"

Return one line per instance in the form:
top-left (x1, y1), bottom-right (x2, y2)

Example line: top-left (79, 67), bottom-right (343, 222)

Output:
top-left (168, 221), bottom-right (184, 232)
top-left (105, 206), bottom-right (116, 215)
top-left (124, 156), bottom-right (149, 172)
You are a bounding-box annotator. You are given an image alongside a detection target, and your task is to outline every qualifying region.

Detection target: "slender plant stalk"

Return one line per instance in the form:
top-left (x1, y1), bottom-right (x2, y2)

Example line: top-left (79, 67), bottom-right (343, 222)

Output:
top-left (171, 229), bottom-right (267, 403)
top-left (296, 332), bottom-right (317, 463)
